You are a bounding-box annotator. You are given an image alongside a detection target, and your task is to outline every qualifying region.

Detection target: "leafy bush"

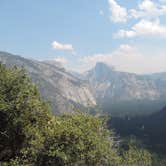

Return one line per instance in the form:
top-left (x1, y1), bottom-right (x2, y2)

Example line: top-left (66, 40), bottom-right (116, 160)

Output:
top-left (120, 145), bottom-right (152, 166)
top-left (36, 111), bottom-right (119, 166)
top-left (0, 64), bottom-right (52, 164)
top-left (0, 64), bottom-right (152, 166)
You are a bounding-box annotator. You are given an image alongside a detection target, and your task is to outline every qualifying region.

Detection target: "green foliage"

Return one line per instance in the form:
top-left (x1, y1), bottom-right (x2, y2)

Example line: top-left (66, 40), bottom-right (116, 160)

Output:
top-left (152, 154), bottom-right (166, 166)
top-left (0, 64), bottom-right (52, 164)
top-left (118, 138), bottom-right (152, 166)
top-left (36, 111), bottom-right (119, 166)
top-left (120, 145), bottom-right (152, 166)
top-left (0, 64), bottom-right (153, 165)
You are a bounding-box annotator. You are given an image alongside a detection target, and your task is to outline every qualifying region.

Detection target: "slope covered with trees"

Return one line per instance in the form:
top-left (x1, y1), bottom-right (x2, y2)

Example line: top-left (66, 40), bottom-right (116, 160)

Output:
top-left (0, 64), bottom-right (152, 166)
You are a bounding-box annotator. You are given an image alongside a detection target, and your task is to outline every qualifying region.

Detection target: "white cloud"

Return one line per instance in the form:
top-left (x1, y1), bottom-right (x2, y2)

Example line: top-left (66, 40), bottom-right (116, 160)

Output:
top-left (139, 0), bottom-right (156, 11)
top-left (108, 0), bottom-right (166, 22)
top-left (77, 44), bottom-right (166, 74)
top-left (129, 0), bottom-right (166, 19)
top-left (118, 44), bottom-right (135, 51)
top-left (52, 41), bottom-right (74, 51)
top-left (108, 0), bottom-right (128, 23)
top-left (115, 19), bottom-right (166, 38)
top-left (79, 44), bottom-right (142, 72)
top-left (54, 57), bottom-right (68, 65)
top-left (107, 0), bottom-right (166, 39)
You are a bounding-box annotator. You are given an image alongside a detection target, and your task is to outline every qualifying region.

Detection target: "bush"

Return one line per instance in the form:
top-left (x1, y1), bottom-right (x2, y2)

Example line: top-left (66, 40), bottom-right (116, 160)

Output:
top-left (36, 111), bottom-right (119, 166)
top-left (0, 64), bottom-right (152, 166)
top-left (0, 64), bottom-right (52, 164)
top-left (120, 145), bottom-right (152, 166)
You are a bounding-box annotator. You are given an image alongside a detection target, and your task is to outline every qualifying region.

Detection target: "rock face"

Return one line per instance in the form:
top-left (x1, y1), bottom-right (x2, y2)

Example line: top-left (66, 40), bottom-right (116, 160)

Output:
top-left (1, 52), bottom-right (166, 116)
top-left (0, 52), bottom-right (96, 114)
top-left (85, 62), bottom-right (166, 115)
top-left (86, 62), bottom-right (161, 101)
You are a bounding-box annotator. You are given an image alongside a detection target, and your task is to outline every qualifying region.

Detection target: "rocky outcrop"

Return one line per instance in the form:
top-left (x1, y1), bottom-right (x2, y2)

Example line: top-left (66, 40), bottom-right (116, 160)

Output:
top-left (0, 52), bottom-right (96, 114)
top-left (85, 62), bottom-right (166, 115)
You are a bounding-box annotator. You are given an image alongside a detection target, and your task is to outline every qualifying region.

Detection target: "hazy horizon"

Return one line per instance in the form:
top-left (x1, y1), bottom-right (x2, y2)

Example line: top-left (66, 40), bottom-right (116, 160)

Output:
top-left (0, 0), bottom-right (166, 73)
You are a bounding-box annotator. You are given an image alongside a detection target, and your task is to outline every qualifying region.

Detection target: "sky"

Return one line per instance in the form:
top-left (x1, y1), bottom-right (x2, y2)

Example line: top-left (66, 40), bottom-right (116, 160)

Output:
top-left (0, 0), bottom-right (166, 74)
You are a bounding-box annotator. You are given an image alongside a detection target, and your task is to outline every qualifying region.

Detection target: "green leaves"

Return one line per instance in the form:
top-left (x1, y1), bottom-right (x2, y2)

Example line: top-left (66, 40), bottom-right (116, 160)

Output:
top-left (0, 64), bottom-right (52, 164)
top-left (0, 64), bottom-right (152, 166)
top-left (120, 145), bottom-right (152, 166)
top-left (38, 111), bottom-right (118, 165)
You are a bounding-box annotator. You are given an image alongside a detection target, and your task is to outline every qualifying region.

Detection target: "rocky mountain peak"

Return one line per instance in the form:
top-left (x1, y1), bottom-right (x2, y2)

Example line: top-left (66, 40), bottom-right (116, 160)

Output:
top-left (0, 52), bottom-right (96, 114)
top-left (94, 62), bottom-right (114, 73)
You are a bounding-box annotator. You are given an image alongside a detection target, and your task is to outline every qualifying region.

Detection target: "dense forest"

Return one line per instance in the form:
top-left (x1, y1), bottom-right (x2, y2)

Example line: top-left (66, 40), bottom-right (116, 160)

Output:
top-left (0, 64), bottom-right (154, 165)
top-left (108, 108), bottom-right (166, 165)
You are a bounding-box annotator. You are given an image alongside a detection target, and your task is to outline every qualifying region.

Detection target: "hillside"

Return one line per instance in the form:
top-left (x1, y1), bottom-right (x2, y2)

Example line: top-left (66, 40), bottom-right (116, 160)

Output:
top-left (1, 52), bottom-right (166, 116)
top-left (0, 52), bottom-right (96, 114)
top-left (85, 62), bottom-right (166, 115)
top-left (109, 106), bottom-right (166, 154)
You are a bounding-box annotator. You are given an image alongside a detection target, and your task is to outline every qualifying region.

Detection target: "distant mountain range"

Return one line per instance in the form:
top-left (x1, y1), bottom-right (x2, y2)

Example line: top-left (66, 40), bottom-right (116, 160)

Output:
top-left (0, 52), bottom-right (96, 114)
top-left (85, 62), bottom-right (166, 115)
top-left (1, 52), bottom-right (166, 116)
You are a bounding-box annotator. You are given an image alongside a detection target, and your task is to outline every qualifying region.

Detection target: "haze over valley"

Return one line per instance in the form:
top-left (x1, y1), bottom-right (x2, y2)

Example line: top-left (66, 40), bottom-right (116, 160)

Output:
top-left (1, 0), bottom-right (166, 165)
top-left (1, 51), bottom-right (166, 116)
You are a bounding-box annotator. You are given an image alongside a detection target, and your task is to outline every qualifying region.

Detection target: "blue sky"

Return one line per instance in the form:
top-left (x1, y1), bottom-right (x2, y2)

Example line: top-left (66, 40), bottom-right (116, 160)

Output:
top-left (0, 0), bottom-right (166, 73)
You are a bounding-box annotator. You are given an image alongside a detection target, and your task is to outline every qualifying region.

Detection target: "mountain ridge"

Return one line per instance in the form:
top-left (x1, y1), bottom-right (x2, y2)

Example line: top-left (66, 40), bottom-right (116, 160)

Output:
top-left (85, 62), bottom-right (166, 115)
top-left (0, 51), bottom-right (96, 114)
top-left (1, 52), bottom-right (166, 116)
